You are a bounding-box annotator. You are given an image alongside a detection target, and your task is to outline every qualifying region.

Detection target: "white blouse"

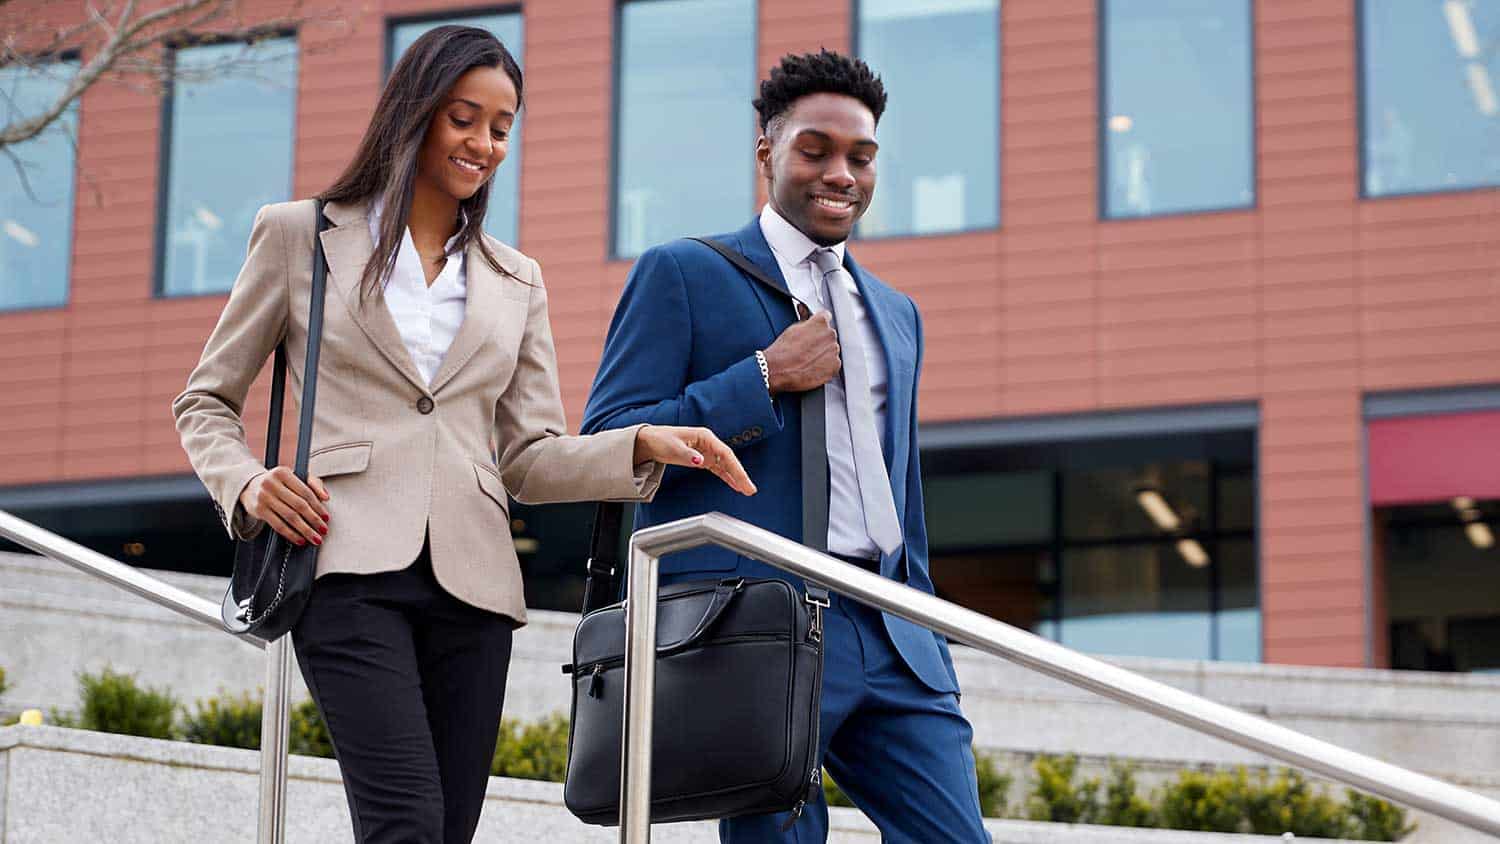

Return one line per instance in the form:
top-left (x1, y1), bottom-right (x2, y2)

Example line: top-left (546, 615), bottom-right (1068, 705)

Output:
top-left (367, 198), bottom-right (467, 386)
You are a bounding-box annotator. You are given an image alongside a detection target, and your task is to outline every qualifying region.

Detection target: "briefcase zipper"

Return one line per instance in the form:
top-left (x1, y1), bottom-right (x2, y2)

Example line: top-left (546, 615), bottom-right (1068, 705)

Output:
top-left (570, 631), bottom-right (795, 684)
top-left (782, 596), bottom-right (828, 832)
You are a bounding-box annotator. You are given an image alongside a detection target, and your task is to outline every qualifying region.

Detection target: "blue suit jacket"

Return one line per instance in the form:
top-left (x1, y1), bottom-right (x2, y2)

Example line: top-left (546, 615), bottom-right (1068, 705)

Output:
top-left (582, 219), bottom-right (958, 694)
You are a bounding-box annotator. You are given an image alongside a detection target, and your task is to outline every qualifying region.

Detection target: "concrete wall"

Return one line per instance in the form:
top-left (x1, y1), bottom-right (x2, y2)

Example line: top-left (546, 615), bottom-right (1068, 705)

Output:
top-left (0, 725), bottom-right (1375, 843)
top-left (4, 554), bottom-right (1499, 841)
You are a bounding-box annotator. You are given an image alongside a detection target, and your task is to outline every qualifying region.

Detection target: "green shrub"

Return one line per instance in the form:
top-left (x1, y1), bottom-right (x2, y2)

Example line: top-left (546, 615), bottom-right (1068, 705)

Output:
top-left (1153, 766), bottom-right (1413, 840)
top-left (490, 712), bottom-right (570, 781)
top-left (290, 699), bottom-right (335, 758)
top-left (1343, 789), bottom-right (1418, 841)
top-left (176, 691), bottom-right (333, 758)
top-left (1097, 762), bottom-right (1154, 828)
top-left (180, 690), bottom-right (262, 750)
top-left (974, 751), bottom-right (1013, 819)
top-left (0, 666), bottom-right (8, 701)
top-left (52, 667), bottom-right (177, 739)
top-left (1018, 756), bottom-right (1410, 840)
top-left (1238, 768), bottom-right (1347, 837)
top-left (1156, 768), bottom-right (1251, 833)
top-left (1025, 754), bottom-right (1100, 824)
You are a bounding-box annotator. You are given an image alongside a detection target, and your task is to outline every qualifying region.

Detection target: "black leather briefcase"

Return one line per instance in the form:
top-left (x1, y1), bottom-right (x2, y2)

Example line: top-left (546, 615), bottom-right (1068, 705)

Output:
top-left (563, 574), bottom-right (827, 825)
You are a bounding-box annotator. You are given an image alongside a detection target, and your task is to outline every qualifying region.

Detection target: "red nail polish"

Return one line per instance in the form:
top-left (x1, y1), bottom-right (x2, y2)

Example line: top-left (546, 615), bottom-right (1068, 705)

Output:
top-left (295, 538), bottom-right (306, 547)
top-left (692, 455), bottom-right (703, 465)
top-left (311, 536), bottom-right (322, 546)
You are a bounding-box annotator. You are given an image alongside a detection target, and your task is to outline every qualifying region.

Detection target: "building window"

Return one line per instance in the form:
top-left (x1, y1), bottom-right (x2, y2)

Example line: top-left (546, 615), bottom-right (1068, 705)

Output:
top-left (0, 60), bottom-right (78, 311)
top-left (157, 37), bottom-right (297, 297)
top-left (923, 423), bottom-right (1259, 662)
top-left (1361, 1), bottom-right (1500, 197)
top-left (1367, 401), bottom-right (1500, 672)
top-left (390, 12), bottom-right (524, 247)
top-left (1382, 500), bottom-right (1500, 672)
top-left (613, 0), bottom-right (755, 258)
top-left (1101, 0), bottom-right (1254, 219)
top-left (856, 0), bottom-right (999, 238)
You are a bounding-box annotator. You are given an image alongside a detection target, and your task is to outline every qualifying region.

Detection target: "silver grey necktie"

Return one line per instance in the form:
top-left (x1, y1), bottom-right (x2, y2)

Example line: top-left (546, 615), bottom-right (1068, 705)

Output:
top-left (810, 248), bottom-right (903, 556)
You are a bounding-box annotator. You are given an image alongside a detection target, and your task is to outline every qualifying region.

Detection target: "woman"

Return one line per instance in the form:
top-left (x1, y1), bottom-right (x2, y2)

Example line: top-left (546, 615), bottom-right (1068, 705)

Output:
top-left (172, 26), bottom-right (754, 844)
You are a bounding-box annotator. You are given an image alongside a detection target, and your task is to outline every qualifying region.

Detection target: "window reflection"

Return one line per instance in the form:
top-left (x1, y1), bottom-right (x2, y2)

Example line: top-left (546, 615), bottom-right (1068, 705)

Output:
top-left (924, 428), bottom-right (1259, 662)
top-left (1061, 543), bottom-right (1213, 660)
top-left (159, 38), bottom-right (297, 297)
top-left (1362, 1), bottom-right (1500, 196)
top-left (613, 0), bottom-right (755, 258)
top-left (1384, 498), bottom-right (1500, 672)
top-left (857, 0), bottom-right (1000, 237)
top-left (0, 61), bottom-right (77, 310)
top-left (1102, 0), bottom-right (1254, 218)
top-left (390, 13), bottom-right (524, 246)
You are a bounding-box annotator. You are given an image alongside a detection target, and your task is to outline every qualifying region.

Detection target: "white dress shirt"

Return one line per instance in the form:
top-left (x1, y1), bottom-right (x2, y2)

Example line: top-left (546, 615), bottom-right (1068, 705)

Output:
top-left (368, 198), bottom-right (467, 386)
top-left (758, 203), bottom-right (890, 561)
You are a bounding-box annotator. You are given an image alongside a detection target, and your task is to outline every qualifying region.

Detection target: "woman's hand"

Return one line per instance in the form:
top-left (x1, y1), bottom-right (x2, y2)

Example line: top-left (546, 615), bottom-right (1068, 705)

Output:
top-left (239, 466), bottom-right (331, 546)
top-left (633, 426), bottom-right (757, 496)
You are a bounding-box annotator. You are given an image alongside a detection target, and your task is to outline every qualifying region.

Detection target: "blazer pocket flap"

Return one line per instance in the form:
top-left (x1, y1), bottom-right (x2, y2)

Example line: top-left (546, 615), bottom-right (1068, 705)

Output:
top-left (474, 463), bottom-right (511, 514)
top-left (308, 442), bottom-right (372, 479)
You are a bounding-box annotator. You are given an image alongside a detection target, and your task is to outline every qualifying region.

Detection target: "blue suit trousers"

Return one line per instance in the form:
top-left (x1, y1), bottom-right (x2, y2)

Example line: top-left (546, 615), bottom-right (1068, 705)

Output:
top-left (720, 593), bottom-right (990, 843)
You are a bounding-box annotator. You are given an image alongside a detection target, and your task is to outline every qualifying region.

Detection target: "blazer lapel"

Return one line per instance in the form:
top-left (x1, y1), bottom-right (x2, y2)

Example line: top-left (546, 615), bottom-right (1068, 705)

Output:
top-left (844, 251), bottom-right (904, 476)
top-left (728, 219), bottom-right (800, 334)
top-left (321, 199), bottom-right (430, 395)
top-left (428, 241), bottom-right (522, 394)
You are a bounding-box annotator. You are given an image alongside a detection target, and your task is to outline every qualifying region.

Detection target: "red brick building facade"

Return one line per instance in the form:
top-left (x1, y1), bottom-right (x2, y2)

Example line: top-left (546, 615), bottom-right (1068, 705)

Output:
top-left (3, 0), bottom-right (1498, 669)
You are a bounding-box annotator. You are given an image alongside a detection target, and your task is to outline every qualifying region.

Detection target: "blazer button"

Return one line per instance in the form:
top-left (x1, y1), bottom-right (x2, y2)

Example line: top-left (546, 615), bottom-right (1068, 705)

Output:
top-left (416, 396), bottom-right (435, 414)
top-left (749, 426), bottom-right (763, 437)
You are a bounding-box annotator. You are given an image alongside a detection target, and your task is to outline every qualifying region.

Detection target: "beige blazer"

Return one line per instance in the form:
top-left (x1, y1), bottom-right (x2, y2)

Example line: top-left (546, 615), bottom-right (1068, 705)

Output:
top-left (172, 198), bottom-right (661, 626)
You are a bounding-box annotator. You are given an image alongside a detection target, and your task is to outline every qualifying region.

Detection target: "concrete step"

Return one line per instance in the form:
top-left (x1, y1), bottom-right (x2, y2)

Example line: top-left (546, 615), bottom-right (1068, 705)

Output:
top-left (0, 725), bottom-right (1373, 843)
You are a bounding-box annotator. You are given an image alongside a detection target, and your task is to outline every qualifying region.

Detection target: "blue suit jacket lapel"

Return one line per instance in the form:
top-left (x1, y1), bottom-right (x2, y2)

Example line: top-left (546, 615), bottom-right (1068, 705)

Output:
top-left (726, 220), bottom-right (802, 336)
top-left (844, 251), bottom-right (906, 478)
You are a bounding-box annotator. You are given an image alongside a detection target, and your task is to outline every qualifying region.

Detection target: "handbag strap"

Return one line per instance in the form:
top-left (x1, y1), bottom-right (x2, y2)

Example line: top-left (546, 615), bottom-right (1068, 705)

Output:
top-left (580, 236), bottom-right (832, 614)
top-left (261, 199), bottom-right (332, 478)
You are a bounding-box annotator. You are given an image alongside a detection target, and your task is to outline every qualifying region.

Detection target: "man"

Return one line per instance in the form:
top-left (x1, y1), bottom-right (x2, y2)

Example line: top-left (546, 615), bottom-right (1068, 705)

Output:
top-left (582, 50), bottom-right (989, 842)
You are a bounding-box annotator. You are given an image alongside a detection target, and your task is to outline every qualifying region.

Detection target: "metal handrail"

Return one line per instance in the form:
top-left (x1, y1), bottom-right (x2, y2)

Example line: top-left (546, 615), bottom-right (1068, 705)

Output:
top-left (0, 510), bottom-right (293, 844)
top-left (618, 512), bottom-right (1500, 841)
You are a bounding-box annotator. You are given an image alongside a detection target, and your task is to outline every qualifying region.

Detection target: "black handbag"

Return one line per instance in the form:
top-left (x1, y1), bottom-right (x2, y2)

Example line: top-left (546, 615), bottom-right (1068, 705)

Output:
top-left (562, 236), bottom-right (832, 828)
top-left (219, 199), bottom-right (332, 641)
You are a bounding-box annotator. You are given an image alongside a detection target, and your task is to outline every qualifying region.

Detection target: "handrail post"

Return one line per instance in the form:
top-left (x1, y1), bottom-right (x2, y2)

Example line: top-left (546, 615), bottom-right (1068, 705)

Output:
top-left (618, 542), bottom-right (660, 842)
top-left (258, 636), bottom-right (293, 844)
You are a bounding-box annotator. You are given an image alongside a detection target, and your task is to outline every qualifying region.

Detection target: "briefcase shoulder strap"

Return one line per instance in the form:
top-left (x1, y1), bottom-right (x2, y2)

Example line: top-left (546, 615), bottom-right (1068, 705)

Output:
top-left (685, 236), bottom-right (830, 561)
top-left (261, 199), bottom-right (333, 478)
top-left (686, 236), bottom-right (814, 318)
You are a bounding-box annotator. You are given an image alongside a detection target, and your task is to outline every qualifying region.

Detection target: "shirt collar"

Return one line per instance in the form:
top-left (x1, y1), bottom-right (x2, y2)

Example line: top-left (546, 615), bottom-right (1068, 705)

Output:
top-left (759, 202), bottom-right (846, 268)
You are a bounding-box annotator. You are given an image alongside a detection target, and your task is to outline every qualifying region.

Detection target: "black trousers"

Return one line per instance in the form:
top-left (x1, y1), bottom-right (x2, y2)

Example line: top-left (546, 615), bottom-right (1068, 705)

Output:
top-left (292, 541), bottom-right (514, 844)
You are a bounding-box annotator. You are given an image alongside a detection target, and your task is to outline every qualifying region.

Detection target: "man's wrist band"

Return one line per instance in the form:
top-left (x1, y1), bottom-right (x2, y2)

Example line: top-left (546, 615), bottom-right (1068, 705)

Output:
top-left (754, 350), bottom-right (771, 394)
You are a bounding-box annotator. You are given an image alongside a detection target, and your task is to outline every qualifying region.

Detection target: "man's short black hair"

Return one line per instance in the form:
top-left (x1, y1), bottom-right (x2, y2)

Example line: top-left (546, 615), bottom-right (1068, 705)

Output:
top-left (753, 49), bottom-right (887, 136)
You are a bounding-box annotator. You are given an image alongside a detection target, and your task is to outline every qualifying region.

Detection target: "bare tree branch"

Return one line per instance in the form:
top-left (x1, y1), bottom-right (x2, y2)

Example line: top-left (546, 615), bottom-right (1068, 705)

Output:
top-left (0, 0), bottom-right (349, 149)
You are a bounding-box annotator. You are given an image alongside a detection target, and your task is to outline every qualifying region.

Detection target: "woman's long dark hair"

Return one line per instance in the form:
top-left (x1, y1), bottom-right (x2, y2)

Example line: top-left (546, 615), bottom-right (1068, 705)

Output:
top-left (319, 25), bottom-right (524, 299)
